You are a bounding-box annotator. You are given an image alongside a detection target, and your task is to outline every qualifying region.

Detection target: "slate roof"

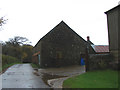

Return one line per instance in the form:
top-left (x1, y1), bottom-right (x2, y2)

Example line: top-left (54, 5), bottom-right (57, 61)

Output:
top-left (34, 21), bottom-right (88, 47)
top-left (91, 45), bottom-right (109, 53)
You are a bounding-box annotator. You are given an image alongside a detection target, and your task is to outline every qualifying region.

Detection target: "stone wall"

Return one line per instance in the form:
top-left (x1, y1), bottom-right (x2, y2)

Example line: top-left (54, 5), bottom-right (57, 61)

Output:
top-left (89, 54), bottom-right (114, 70)
top-left (40, 41), bottom-right (86, 67)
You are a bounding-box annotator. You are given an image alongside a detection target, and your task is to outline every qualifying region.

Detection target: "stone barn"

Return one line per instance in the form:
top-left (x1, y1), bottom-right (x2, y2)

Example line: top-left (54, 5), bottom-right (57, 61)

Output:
top-left (32, 21), bottom-right (95, 67)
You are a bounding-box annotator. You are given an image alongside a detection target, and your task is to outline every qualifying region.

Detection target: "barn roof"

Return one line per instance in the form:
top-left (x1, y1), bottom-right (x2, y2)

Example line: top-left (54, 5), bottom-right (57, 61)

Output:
top-left (34, 21), bottom-right (88, 48)
top-left (40, 21), bottom-right (86, 41)
top-left (91, 45), bottom-right (109, 53)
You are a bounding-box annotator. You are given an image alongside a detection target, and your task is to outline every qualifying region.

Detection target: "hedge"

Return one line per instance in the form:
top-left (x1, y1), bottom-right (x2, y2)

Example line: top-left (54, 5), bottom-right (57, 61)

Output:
top-left (2, 54), bottom-right (20, 66)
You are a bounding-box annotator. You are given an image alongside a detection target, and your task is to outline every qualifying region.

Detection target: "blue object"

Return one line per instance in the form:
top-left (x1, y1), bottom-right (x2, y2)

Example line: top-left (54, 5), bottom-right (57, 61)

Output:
top-left (81, 58), bottom-right (85, 65)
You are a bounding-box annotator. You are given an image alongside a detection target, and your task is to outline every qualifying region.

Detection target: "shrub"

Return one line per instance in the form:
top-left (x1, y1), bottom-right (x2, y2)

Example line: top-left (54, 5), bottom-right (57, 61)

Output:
top-left (31, 63), bottom-right (40, 68)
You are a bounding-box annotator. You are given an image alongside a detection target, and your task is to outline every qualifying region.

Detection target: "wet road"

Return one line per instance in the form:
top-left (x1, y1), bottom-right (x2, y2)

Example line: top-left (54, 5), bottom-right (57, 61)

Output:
top-left (2, 64), bottom-right (49, 88)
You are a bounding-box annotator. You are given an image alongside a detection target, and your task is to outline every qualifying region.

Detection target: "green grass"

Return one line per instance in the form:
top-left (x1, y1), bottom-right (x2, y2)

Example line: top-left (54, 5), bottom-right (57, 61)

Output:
top-left (63, 70), bottom-right (119, 88)
top-left (1, 54), bottom-right (22, 74)
top-left (1, 62), bottom-right (22, 73)
top-left (31, 63), bottom-right (40, 68)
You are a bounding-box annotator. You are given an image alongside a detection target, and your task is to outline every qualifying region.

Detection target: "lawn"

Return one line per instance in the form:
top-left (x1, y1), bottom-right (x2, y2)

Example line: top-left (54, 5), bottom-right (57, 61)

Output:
top-left (63, 70), bottom-right (119, 88)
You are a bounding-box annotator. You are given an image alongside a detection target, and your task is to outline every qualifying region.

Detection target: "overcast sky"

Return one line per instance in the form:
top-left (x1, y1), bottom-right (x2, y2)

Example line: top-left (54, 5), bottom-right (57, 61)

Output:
top-left (0, 0), bottom-right (119, 46)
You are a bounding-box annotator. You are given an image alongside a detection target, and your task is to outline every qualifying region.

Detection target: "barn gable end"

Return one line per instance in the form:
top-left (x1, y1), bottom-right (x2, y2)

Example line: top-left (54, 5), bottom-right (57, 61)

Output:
top-left (32, 21), bottom-right (95, 67)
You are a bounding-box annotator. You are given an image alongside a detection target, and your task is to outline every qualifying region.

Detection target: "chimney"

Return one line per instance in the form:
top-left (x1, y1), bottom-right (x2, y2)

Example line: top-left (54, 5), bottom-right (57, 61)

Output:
top-left (87, 36), bottom-right (90, 41)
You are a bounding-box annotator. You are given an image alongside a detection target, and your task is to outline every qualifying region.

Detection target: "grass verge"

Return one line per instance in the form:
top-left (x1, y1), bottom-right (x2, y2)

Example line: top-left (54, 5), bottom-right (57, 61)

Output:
top-left (63, 70), bottom-right (119, 88)
top-left (1, 62), bottom-right (22, 74)
top-left (31, 63), bottom-right (40, 68)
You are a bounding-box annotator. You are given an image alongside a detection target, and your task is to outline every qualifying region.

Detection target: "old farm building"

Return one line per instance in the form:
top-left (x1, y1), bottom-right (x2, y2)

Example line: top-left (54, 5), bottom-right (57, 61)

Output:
top-left (105, 4), bottom-right (120, 63)
top-left (32, 21), bottom-right (95, 67)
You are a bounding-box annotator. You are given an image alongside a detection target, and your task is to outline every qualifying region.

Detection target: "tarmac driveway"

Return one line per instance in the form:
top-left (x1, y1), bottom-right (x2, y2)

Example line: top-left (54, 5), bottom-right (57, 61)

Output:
top-left (2, 64), bottom-right (49, 88)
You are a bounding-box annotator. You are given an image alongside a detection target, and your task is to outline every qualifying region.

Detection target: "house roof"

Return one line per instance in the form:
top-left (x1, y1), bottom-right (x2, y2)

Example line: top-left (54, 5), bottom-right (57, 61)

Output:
top-left (105, 4), bottom-right (120, 14)
top-left (91, 45), bottom-right (109, 53)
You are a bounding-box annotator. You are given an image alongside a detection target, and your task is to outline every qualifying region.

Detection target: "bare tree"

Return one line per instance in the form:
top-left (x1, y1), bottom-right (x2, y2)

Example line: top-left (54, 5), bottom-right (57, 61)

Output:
top-left (8, 36), bottom-right (31, 46)
top-left (0, 17), bottom-right (6, 26)
top-left (0, 17), bottom-right (7, 30)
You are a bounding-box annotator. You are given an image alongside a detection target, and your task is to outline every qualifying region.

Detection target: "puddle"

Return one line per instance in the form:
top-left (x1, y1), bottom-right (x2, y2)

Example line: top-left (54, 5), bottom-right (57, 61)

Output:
top-left (41, 73), bottom-right (67, 87)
